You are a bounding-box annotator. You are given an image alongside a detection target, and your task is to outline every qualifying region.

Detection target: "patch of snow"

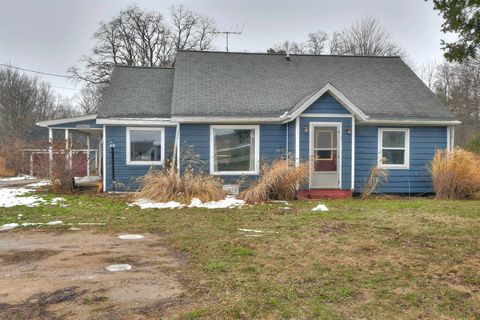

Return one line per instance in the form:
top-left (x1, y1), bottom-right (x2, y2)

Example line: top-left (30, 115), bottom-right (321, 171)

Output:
top-left (20, 220), bottom-right (63, 227)
top-left (77, 222), bottom-right (106, 226)
top-left (238, 228), bottom-right (279, 234)
top-left (0, 180), bottom-right (63, 208)
top-left (118, 234), bottom-right (144, 240)
top-left (132, 196), bottom-right (245, 210)
top-left (105, 264), bottom-right (132, 272)
top-left (188, 196), bottom-right (244, 209)
top-left (0, 223), bottom-right (19, 231)
top-left (238, 228), bottom-right (264, 233)
top-left (133, 199), bottom-right (184, 209)
top-left (49, 197), bottom-right (65, 205)
top-left (26, 180), bottom-right (50, 188)
top-left (312, 204), bottom-right (329, 212)
top-left (0, 175), bottom-right (36, 182)
top-left (0, 187), bottom-right (46, 207)
top-left (69, 227), bottom-right (82, 231)
top-left (280, 207), bottom-right (291, 210)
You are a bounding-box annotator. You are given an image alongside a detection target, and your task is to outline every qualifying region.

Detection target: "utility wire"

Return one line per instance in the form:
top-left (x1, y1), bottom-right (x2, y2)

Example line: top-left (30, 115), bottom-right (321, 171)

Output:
top-left (0, 63), bottom-right (74, 79)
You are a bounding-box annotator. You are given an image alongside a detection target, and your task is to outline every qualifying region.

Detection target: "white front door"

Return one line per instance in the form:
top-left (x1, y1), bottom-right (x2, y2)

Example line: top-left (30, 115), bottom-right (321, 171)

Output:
top-left (310, 123), bottom-right (341, 189)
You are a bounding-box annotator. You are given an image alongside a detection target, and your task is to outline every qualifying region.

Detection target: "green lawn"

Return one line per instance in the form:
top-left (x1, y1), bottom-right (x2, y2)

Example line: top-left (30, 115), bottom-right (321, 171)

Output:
top-left (1, 194), bottom-right (479, 319)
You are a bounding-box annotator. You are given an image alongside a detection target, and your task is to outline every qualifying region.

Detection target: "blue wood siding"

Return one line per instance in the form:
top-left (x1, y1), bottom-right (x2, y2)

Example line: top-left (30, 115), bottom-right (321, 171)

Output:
top-left (52, 119), bottom-right (102, 129)
top-left (299, 117), bottom-right (352, 190)
top-left (287, 120), bottom-right (296, 157)
top-left (105, 126), bottom-right (176, 191)
top-left (354, 126), bottom-right (447, 194)
top-left (302, 93), bottom-right (350, 114)
top-left (179, 124), bottom-right (286, 185)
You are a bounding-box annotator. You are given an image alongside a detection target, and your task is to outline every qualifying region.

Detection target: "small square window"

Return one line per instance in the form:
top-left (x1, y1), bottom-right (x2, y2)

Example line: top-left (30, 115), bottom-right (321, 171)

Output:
top-left (378, 128), bottom-right (409, 169)
top-left (126, 128), bottom-right (164, 165)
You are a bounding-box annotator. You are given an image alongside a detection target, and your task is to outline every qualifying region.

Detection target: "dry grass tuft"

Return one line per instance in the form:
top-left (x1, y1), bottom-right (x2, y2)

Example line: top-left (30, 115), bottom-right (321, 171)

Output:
top-left (239, 158), bottom-right (309, 204)
top-left (361, 159), bottom-right (389, 198)
top-left (431, 148), bottom-right (480, 199)
top-left (136, 166), bottom-right (226, 203)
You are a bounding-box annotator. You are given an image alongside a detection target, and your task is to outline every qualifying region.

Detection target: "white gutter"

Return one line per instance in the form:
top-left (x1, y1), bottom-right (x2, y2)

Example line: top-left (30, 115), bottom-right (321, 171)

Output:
top-left (96, 118), bottom-right (176, 126)
top-left (171, 117), bottom-right (281, 123)
top-left (359, 119), bottom-right (461, 126)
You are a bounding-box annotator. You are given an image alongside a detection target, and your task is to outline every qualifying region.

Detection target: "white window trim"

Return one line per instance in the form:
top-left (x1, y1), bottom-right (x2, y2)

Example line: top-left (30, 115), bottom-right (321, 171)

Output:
top-left (378, 128), bottom-right (410, 169)
top-left (210, 125), bottom-right (260, 175)
top-left (126, 127), bottom-right (165, 166)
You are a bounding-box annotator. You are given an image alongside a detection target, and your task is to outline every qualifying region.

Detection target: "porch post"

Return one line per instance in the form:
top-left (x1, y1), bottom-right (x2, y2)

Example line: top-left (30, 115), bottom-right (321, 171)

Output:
top-left (86, 135), bottom-right (91, 176)
top-left (29, 153), bottom-right (34, 177)
top-left (65, 129), bottom-right (72, 169)
top-left (48, 128), bottom-right (53, 174)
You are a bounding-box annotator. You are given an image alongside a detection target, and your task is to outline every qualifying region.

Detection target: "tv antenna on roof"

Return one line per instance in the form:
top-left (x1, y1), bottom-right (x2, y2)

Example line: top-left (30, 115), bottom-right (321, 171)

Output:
top-left (214, 24), bottom-right (244, 52)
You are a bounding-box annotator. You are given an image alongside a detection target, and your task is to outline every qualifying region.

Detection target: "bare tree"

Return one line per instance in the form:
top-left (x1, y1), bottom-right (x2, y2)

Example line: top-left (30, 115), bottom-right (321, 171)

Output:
top-left (269, 17), bottom-right (404, 58)
top-left (70, 5), bottom-right (216, 84)
top-left (418, 61), bottom-right (438, 90)
top-left (75, 84), bottom-right (106, 115)
top-left (331, 16), bottom-right (404, 56)
top-left (307, 31), bottom-right (329, 54)
top-left (268, 40), bottom-right (308, 54)
top-left (0, 65), bottom-right (75, 143)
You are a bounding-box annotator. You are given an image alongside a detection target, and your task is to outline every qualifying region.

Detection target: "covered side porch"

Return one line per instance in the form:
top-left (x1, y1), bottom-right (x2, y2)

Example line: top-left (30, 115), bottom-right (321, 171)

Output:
top-left (36, 115), bottom-right (103, 187)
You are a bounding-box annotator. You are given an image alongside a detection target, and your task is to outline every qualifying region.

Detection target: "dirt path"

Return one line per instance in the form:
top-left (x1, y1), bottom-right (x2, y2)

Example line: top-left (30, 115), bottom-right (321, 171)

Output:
top-left (0, 230), bottom-right (186, 319)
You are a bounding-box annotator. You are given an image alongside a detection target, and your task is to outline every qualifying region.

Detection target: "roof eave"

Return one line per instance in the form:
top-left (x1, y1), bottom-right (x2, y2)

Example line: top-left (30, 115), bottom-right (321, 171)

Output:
top-left (37, 114), bottom-right (97, 127)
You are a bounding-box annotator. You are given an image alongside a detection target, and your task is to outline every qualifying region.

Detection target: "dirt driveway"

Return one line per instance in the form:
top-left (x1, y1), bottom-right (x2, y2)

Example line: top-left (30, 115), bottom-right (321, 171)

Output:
top-left (0, 230), bottom-right (186, 319)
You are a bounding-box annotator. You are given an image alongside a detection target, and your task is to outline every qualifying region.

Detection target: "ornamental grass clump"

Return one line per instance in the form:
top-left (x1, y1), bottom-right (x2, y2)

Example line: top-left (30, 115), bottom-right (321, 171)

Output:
top-left (239, 158), bottom-right (309, 204)
top-left (430, 148), bottom-right (480, 199)
top-left (136, 166), bottom-right (226, 203)
top-left (361, 159), bottom-right (389, 199)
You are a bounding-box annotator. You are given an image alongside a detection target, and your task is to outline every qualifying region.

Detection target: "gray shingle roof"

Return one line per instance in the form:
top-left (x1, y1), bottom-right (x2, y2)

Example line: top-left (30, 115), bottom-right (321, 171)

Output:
top-left (98, 65), bottom-right (174, 119)
top-left (171, 51), bottom-right (455, 121)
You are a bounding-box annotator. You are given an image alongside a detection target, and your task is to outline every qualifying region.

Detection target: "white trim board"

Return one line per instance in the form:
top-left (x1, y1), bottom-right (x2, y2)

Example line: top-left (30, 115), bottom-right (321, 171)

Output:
top-left (102, 125), bottom-right (106, 192)
top-left (37, 114), bottom-right (97, 127)
top-left (360, 119), bottom-right (461, 126)
top-left (351, 118), bottom-right (355, 190)
top-left (97, 118), bottom-right (175, 126)
top-left (172, 117), bottom-right (281, 123)
top-left (377, 128), bottom-right (410, 170)
top-left (209, 124), bottom-right (260, 175)
top-left (125, 127), bottom-right (165, 166)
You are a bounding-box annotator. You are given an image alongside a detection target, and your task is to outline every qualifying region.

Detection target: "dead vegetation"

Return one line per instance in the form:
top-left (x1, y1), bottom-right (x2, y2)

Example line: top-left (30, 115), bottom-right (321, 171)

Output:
top-left (239, 158), bottom-right (309, 204)
top-left (137, 166), bottom-right (226, 203)
top-left (430, 148), bottom-right (480, 199)
top-left (361, 159), bottom-right (389, 198)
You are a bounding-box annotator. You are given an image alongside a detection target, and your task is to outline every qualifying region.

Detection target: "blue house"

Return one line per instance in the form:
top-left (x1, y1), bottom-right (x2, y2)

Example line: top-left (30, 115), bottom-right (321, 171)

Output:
top-left (38, 51), bottom-right (459, 197)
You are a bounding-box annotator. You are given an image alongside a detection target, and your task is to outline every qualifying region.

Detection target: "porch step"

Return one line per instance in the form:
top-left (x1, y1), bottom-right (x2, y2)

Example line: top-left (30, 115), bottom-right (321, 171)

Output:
top-left (297, 189), bottom-right (352, 200)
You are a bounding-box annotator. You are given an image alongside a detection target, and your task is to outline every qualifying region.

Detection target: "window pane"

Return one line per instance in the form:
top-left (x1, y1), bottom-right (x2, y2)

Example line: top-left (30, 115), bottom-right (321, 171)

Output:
top-left (382, 149), bottom-right (405, 165)
top-left (315, 128), bottom-right (336, 149)
top-left (315, 150), bottom-right (333, 160)
top-left (382, 131), bottom-right (405, 148)
top-left (130, 130), bottom-right (162, 162)
top-left (214, 129), bottom-right (255, 172)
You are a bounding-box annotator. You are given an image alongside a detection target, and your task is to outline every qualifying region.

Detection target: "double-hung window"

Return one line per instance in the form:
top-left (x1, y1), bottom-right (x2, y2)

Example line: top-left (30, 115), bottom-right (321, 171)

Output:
top-left (210, 125), bottom-right (259, 175)
top-left (378, 128), bottom-right (409, 169)
top-left (126, 127), bottom-right (164, 165)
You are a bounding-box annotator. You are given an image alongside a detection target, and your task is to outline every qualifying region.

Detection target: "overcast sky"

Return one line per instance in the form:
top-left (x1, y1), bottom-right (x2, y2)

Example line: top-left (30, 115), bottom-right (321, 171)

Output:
top-left (0, 0), bottom-right (454, 101)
